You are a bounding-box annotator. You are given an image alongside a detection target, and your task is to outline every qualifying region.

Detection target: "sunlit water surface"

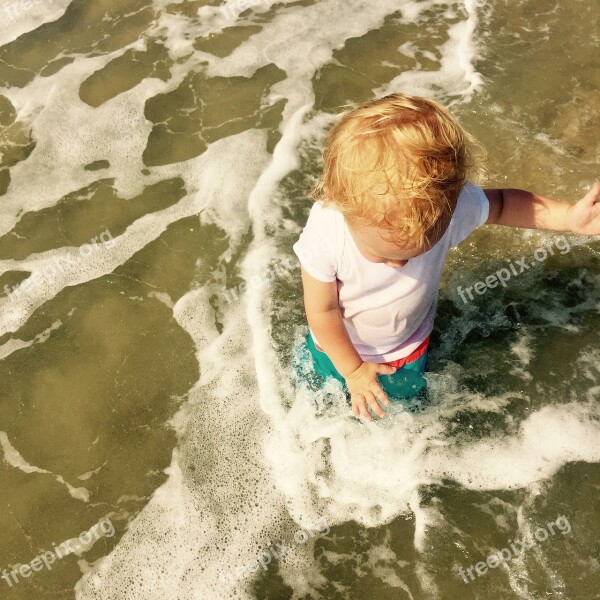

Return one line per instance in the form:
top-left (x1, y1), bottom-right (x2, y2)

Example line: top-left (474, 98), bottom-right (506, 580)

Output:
top-left (0, 1), bottom-right (599, 599)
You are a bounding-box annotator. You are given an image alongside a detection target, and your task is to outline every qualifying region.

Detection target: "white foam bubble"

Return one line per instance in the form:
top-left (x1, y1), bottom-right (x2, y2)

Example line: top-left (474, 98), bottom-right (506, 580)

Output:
top-left (0, 128), bottom-right (270, 341)
top-left (10, 0), bottom-right (595, 597)
top-left (75, 287), bottom-right (290, 600)
top-left (70, 0), bottom-right (481, 593)
top-left (377, 0), bottom-right (485, 102)
top-left (260, 352), bottom-right (600, 562)
top-left (509, 331), bottom-right (533, 381)
top-left (0, 44), bottom-right (164, 235)
top-left (0, 0), bottom-right (73, 47)
top-left (437, 403), bottom-right (600, 488)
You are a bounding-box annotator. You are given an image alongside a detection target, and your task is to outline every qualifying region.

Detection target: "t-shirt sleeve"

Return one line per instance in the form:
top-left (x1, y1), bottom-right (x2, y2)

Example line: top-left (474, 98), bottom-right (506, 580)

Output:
top-left (292, 202), bottom-right (337, 282)
top-left (448, 181), bottom-right (490, 248)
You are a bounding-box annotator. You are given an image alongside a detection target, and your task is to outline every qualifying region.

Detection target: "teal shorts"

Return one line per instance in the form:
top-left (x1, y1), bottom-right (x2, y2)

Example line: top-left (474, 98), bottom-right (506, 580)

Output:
top-left (304, 333), bottom-right (428, 402)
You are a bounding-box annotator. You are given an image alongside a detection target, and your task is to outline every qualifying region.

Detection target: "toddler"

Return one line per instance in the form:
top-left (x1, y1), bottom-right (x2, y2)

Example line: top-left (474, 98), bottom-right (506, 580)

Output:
top-left (293, 93), bottom-right (600, 421)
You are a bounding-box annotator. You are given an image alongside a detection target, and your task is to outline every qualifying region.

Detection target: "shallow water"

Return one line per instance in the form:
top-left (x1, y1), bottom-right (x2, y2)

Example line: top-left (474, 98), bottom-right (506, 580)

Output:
top-left (0, 0), bottom-right (599, 599)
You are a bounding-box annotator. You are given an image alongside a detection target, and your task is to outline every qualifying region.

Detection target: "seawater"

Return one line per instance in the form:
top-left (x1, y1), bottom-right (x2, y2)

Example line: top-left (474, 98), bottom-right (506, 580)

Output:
top-left (0, 1), bottom-right (599, 599)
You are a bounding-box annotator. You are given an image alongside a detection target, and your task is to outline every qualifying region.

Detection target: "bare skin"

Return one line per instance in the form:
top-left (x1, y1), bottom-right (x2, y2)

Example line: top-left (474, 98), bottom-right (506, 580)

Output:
top-left (301, 182), bottom-right (600, 421)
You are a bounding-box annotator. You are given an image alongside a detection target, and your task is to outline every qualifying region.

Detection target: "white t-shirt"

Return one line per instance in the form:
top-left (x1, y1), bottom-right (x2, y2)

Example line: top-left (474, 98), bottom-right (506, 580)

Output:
top-left (293, 181), bottom-right (489, 362)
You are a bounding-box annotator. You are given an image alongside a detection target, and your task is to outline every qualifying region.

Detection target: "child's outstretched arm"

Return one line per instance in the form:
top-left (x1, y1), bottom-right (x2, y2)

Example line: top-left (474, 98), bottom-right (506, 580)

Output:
top-left (484, 182), bottom-right (600, 234)
top-left (300, 267), bottom-right (396, 421)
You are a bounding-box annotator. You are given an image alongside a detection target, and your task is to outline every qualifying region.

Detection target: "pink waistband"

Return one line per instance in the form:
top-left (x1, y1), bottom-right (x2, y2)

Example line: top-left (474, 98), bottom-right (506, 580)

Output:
top-left (315, 335), bottom-right (431, 367)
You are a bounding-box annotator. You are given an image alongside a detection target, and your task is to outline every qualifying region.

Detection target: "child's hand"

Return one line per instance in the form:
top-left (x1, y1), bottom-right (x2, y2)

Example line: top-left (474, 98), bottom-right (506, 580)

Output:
top-left (567, 182), bottom-right (600, 235)
top-left (345, 362), bottom-right (397, 420)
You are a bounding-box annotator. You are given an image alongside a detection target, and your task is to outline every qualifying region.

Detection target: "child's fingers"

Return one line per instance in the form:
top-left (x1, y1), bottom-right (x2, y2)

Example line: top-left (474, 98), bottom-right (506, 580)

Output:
top-left (365, 391), bottom-right (385, 418)
top-left (377, 363), bottom-right (396, 375)
top-left (582, 182), bottom-right (600, 205)
top-left (355, 394), bottom-right (371, 421)
top-left (372, 383), bottom-right (390, 406)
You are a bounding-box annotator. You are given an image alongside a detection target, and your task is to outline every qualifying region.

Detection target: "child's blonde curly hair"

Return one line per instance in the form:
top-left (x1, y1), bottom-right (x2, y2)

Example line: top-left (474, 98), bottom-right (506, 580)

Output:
top-left (309, 93), bottom-right (487, 250)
